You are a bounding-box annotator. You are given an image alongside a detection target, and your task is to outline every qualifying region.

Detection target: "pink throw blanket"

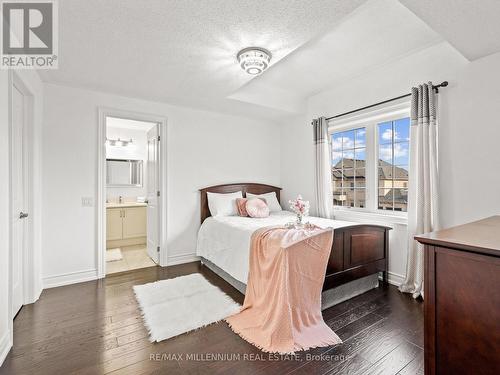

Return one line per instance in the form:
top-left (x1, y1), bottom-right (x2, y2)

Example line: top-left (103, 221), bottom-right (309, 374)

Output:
top-left (225, 225), bottom-right (342, 353)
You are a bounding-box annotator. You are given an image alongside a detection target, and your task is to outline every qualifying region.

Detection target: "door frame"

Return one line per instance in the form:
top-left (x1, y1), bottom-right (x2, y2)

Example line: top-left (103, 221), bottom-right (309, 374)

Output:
top-left (97, 107), bottom-right (168, 278)
top-left (8, 71), bottom-right (37, 324)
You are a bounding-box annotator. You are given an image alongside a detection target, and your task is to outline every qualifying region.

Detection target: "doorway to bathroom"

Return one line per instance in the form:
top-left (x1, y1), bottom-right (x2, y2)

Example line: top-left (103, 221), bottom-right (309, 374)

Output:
top-left (97, 109), bottom-right (167, 277)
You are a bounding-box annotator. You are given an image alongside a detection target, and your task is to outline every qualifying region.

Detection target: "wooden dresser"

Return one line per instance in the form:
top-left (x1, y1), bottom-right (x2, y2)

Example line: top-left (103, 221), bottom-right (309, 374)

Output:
top-left (415, 216), bottom-right (500, 375)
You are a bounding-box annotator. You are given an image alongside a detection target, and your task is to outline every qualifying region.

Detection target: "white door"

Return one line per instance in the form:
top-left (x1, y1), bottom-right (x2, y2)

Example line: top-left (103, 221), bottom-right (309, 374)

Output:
top-left (146, 124), bottom-right (160, 263)
top-left (11, 85), bottom-right (26, 317)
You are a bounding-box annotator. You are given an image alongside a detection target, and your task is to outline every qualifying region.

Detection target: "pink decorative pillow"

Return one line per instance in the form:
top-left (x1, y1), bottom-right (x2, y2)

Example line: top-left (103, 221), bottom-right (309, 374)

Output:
top-left (236, 198), bottom-right (267, 217)
top-left (236, 198), bottom-right (249, 217)
top-left (246, 198), bottom-right (270, 218)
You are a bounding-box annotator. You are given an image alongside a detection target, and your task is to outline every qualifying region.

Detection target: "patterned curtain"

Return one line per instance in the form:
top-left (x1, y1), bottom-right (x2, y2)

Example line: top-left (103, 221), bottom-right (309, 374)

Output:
top-left (399, 82), bottom-right (439, 299)
top-left (312, 117), bottom-right (333, 219)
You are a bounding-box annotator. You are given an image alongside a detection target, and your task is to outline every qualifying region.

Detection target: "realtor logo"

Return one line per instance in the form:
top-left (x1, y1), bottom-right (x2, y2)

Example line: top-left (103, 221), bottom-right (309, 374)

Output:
top-left (1, 0), bottom-right (58, 69)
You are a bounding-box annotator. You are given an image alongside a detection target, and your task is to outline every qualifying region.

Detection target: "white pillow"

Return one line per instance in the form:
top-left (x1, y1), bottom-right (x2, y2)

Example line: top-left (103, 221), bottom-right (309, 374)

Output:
top-left (207, 191), bottom-right (243, 217)
top-left (246, 192), bottom-right (282, 212)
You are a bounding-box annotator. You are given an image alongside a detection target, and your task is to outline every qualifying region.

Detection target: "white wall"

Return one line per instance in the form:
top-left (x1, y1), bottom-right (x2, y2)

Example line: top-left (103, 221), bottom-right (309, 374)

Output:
top-left (0, 69), bottom-right (44, 366)
top-left (280, 42), bottom-right (500, 284)
top-left (437, 51), bottom-right (500, 227)
top-left (42, 83), bottom-right (281, 285)
top-left (280, 115), bottom-right (314, 211)
top-left (106, 126), bottom-right (149, 199)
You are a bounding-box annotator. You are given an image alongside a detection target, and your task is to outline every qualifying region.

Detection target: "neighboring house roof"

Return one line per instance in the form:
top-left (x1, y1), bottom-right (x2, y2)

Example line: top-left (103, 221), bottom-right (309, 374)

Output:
top-left (332, 158), bottom-right (408, 180)
top-left (378, 159), bottom-right (409, 180)
top-left (378, 188), bottom-right (408, 205)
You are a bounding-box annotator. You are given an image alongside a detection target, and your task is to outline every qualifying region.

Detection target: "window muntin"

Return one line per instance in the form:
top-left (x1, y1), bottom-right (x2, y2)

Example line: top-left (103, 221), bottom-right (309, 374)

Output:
top-left (377, 117), bottom-right (410, 212)
top-left (331, 127), bottom-right (366, 208)
top-left (329, 112), bottom-right (410, 216)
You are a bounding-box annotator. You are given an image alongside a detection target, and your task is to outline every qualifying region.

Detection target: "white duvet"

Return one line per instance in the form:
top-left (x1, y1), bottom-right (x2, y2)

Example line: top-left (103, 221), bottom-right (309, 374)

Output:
top-left (196, 211), bottom-right (358, 284)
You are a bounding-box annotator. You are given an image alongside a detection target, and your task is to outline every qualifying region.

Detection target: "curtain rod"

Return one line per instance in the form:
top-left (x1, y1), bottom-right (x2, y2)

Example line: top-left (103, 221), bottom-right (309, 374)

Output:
top-left (323, 81), bottom-right (448, 122)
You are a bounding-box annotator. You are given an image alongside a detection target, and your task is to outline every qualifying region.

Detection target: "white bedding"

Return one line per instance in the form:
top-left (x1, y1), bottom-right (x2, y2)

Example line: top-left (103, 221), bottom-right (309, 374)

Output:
top-left (196, 211), bottom-right (359, 284)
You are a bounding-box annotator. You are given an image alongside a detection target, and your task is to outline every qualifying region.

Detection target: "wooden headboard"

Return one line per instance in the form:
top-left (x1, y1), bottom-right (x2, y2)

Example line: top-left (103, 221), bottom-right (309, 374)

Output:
top-left (199, 183), bottom-right (282, 223)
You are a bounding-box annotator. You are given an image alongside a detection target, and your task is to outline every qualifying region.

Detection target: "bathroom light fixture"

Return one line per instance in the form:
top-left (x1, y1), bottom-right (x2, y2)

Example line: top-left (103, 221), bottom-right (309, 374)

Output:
top-left (106, 137), bottom-right (133, 147)
top-left (237, 47), bottom-right (272, 75)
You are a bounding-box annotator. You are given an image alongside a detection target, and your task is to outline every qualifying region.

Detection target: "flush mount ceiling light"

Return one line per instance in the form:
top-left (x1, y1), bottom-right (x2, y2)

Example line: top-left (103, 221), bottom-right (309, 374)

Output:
top-left (237, 47), bottom-right (272, 75)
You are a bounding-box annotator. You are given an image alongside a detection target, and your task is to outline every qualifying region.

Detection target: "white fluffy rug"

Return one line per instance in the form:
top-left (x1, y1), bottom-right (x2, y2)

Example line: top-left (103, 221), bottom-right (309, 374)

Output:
top-left (106, 248), bottom-right (123, 262)
top-left (133, 273), bottom-right (241, 342)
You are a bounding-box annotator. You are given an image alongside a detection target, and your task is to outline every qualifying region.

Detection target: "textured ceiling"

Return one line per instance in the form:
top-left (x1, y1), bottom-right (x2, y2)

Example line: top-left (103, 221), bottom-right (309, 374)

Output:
top-left (40, 0), bottom-right (497, 121)
top-left (232, 0), bottom-right (442, 110)
top-left (400, 0), bottom-right (500, 61)
top-left (40, 0), bottom-right (367, 120)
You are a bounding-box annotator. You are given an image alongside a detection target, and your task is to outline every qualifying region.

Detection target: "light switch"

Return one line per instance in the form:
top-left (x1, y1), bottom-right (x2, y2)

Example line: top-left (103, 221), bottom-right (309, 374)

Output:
top-left (82, 197), bottom-right (94, 207)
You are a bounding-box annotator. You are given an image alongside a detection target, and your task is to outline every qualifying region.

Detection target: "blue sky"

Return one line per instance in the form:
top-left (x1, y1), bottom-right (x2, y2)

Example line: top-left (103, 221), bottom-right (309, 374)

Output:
top-left (332, 118), bottom-right (409, 169)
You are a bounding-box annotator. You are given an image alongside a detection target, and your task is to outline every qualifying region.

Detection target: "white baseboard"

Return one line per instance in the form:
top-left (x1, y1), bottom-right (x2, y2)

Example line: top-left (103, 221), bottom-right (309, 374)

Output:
top-left (32, 284), bottom-right (43, 303)
top-left (0, 330), bottom-right (12, 367)
top-left (43, 269), bottom-right (98, 289)
top-left (379, 271), bottom-right (405, 287)
top-left (167, 253), bottom-right (200, 266)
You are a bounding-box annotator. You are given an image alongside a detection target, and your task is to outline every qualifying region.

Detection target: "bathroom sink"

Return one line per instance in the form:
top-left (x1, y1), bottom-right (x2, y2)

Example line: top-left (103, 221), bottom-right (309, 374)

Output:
top-left (106, 202), bottom-right (147, 208)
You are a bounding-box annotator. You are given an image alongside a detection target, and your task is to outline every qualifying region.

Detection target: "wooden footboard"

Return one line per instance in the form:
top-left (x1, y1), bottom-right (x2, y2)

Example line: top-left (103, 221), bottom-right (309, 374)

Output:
top-left (323, 225), bottom-right (391, 291)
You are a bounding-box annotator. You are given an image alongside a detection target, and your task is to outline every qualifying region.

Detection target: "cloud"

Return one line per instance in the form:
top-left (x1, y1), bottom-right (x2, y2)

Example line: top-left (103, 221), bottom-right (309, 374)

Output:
top-left (395, 144), bottom-right (408, 157)
top-left (379, 145), bottom-right (391, 161)
top-left (381, 128), bottom-right (410, 142)
top-left (331, 138), bottom-right (341, 150)
top-left (332, 150), bottom-right (354, 161)
top-left (379, 143), bottom-right (408, 162)
top-left (332, 136), bottom-right (354, 150)
top-left (343, 150), bottom-right (354, 159)
top-left (332, 134), bottom-right (365, 150)
top-left (381, 129), bottom-right (397, 141)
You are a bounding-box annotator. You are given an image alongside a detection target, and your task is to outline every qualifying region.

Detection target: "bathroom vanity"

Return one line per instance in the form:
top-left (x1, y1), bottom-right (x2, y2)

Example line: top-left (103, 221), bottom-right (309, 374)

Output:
top-left (106, 203), bottom-right (147, 248)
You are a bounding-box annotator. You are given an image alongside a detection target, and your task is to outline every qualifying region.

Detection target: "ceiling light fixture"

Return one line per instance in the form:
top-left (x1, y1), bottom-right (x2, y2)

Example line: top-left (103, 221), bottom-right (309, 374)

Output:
top-left (106, 137), bottom-right (133, 147)
top-left (237, 47), bottom-right (272, 75)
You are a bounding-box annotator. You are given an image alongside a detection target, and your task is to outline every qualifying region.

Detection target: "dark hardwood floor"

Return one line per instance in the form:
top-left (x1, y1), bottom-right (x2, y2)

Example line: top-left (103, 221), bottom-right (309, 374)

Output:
top-left (0, 262), bottom-right (423, 375)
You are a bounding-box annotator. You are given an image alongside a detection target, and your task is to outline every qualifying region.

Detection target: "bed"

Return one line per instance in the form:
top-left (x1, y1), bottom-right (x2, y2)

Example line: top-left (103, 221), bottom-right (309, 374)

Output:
top-left (196, 183), bottom-right (390, 308)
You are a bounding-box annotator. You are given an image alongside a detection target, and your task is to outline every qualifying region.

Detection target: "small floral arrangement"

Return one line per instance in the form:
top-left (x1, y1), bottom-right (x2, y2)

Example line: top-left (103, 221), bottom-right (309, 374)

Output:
top-left (288, 195), bottom-right (310, 224)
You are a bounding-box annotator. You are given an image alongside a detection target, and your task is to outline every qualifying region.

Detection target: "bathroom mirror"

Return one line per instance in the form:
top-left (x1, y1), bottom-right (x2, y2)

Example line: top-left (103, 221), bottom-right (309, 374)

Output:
top-left (106, 159), bottom-right (143, 187)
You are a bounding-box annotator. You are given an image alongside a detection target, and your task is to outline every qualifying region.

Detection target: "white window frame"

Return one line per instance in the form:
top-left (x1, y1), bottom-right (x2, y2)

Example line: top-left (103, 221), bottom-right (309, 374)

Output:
top-left (328, 100), bottom-right (410, 223)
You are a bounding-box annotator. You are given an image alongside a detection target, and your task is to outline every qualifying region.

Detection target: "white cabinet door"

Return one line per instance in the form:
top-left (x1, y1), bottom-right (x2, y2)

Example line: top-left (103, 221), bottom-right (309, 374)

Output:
top-left (122, 207), bottom-right (147, 239)
top-left (106, 208), bottom-right (123, 241)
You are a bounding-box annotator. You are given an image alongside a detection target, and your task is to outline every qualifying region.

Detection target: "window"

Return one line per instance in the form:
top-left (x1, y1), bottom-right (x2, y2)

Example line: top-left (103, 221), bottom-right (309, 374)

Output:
top-left (329, 105), bottom-right (410, 215)
top-left (378, 118), bottom-right (409, 212)
top-left (331, 128), bottom-right (366, 208)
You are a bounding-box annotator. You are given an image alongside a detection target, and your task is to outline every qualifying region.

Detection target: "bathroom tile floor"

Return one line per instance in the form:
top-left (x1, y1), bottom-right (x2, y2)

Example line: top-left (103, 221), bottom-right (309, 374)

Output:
top-left (106, 244), bottom-right (156, 274)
